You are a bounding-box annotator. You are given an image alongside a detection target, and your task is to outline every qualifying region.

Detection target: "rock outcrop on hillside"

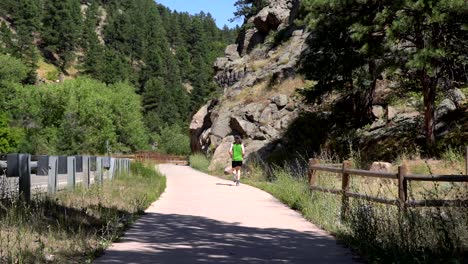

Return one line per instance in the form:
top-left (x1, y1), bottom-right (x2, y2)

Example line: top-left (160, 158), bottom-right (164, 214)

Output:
top-left (190, 0), bottom-right (468, 168)
top-left (190, 0), bottom-right (307, 169)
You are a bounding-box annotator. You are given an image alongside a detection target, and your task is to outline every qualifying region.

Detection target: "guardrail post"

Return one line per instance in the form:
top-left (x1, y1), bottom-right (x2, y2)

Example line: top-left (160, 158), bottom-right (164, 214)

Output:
top-left (116, 159), bottom-right (119, 178)
top-left (341, 160), bottom-right (352, 220)
top-left (127, 159), bottom-right (130, 175)
top-left (96, 157), bottom-right (103, 185)
top-left (18, 154), bottom-right (31, 202)
top-left (107, 158), bottom-right (115, 180)
top-left (308, 159), bottom-right (319, 187)
top-left (48, 156), bottom-right (58, 194)
top-left (128, 159), bottom-right (131, 176)
top-left (67, 156), bottom-right (76, 190)
top-left (398, 164), bottom-right (408, 207)
top-left (83, 156), bottom-right (90, 188)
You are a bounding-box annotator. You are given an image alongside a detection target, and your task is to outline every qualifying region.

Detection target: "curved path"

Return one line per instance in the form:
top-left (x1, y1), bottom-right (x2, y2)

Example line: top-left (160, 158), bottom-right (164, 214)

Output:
top-left (94, 164), bottom-right (358, 264)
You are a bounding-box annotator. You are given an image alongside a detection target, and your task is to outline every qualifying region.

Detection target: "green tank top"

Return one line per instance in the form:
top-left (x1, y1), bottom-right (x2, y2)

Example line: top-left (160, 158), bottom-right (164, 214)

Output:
top-left (232, 144), bottom-right (243, 161)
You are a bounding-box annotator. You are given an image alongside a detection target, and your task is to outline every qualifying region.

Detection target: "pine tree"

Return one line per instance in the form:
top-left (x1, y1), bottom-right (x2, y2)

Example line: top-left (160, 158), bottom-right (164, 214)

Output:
top-left (301, 0), bottom-right (468, 147)
top-left (41, 0), bottom-right (82, 71)
top-left (230, 0), bottom-right (268, 22)
top-left (0, 22), bottom-right (14, 54)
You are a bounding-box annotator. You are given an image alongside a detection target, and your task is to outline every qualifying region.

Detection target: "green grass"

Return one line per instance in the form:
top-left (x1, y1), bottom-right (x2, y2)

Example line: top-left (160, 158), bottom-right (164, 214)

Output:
top-left (246, 168), bottom-right (344, 235)
top-left (189, 153), bottom-right (211, 174)
top-left (0, 162), bottom-right (166, 263)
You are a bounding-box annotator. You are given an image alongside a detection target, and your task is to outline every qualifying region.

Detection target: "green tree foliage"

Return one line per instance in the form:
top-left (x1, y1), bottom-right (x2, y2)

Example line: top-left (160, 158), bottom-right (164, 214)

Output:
top-left (383, 0), bottom-right (468, 147)
top-left (101, 0), bottom-right (236, 130)
top-left (0, 22), bottom-right (14, 54)
top-left (41, 0), bottom-right (82, 71)
top-left (0, 0), bottom-right (42, 83)
top-left (230, 0), bottom-right (268, 22)
top-left (0, 113), bottom-right (22, 153)
top-left (0, 54), bottom-right (29, 112)
top-left (301, 0), bottom-right (468, 148)
top-left (153, 124), bottom-right (191, 155)
top-left (0, 0), bottom-right (238, 154)
top-left (0, 54), bottom-right (29, 83)
top-left (10, 78), bottom-right (148, 154)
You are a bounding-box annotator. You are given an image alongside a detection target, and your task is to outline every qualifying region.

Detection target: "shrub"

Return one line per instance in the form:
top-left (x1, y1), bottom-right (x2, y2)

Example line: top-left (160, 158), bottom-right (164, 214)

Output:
top-left (153, 124), bottom-right (190, 156)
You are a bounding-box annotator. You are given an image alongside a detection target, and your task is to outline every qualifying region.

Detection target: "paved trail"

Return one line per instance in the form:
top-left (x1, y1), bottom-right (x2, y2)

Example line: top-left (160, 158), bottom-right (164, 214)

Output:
top-left (94, 164), bottom-right (358, 264)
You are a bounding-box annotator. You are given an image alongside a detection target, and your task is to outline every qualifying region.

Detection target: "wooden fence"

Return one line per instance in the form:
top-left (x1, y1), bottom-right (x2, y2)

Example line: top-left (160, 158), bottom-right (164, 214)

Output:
top-left (132, 151), bottom-right (188, 165)
top-left (0, 154), bottom-right (131, 202)
top-left (308, 158), bottom-right (468, 215)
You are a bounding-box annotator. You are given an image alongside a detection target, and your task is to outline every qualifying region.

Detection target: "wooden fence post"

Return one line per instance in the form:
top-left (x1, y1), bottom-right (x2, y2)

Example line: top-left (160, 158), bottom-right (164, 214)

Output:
top-left (83, 156), bottom-right (90, 188)
top-left (48, 156), bottom-right (58, 194)
top-left (398, 164), bottom-right (408, 207)
top-left (465, 146), bottom-right (467, 176)
top-left (18, 154), bottom-right (31, 202)
top-left (341, 160), bottom-right (352, 220)
top-left (67, 156), bottom-right (76, 190)
top-left (308, 159), bottom-right (319, 187)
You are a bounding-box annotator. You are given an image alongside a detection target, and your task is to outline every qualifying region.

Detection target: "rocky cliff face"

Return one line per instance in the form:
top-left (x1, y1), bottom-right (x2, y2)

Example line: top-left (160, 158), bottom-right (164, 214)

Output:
top-left (190, 0), bottom-right (468, 168)
top-left (190, 0), bottom-right (307, 170)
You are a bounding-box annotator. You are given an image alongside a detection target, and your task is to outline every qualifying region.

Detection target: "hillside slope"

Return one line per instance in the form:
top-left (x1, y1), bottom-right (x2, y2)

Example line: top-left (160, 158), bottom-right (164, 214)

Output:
top-left (0, 0), bottom-right (237, 131)
top-left (190, 0), bottom-right (468, 170)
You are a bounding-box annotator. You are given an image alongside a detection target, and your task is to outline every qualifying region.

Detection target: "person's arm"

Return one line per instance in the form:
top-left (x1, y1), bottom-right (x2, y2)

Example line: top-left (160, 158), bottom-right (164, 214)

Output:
top-left (241, 144), bottom-right (245, 156)
top-left (229, 143), bottom-right (233, 157)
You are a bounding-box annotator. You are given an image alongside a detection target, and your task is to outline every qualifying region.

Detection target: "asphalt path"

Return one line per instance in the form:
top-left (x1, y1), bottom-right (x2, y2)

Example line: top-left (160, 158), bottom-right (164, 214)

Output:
top-left (94, 164), bottom-right (359, 264)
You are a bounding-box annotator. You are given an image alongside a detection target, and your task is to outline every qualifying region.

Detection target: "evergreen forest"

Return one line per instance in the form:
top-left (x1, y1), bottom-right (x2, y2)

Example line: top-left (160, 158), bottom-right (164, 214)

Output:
top-left (0, 0), bottom-right (237, 155)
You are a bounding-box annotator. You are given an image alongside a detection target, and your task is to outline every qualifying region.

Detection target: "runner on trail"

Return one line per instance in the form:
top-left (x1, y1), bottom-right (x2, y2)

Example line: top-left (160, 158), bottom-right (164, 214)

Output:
top-left (229, 135), bottom-right (245, 186)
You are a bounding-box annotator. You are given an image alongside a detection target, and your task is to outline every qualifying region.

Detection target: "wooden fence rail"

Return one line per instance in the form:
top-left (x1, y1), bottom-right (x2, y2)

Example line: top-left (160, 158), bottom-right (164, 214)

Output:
top-left (0, 154), bottom-right (131, 202)
top-left (128, 152), bottom-right (188, 165)
top-left (308, 156), bottom-right (468, 215)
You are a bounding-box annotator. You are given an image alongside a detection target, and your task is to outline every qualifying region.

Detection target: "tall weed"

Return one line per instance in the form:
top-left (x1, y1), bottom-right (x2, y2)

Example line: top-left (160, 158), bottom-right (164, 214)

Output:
top-left (189, 153), bottom-right (211, 174)
top-left (247, 155), bottom-right (468, 263)
top-left (0, 162), bottom-right (166, 263)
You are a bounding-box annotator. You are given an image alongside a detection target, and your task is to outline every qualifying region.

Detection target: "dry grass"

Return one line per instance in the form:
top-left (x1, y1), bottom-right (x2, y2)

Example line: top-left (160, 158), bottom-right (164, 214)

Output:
top-left (0, 162), bottom-right (165, 263)
top-left (65, 66), bottom-right (79, 79)
top-left (250, 59), bottom-right (270, 72)
top-left (267, 76), bottom-right (305, 96)
top-left (233, 76), bottom-right (306, 105)
top-left (36, 59), bottom-right (59, 82)
top-left (234, 80), bottom-right (270, 104)
top-left (245, 152), bottom-right (468, 263)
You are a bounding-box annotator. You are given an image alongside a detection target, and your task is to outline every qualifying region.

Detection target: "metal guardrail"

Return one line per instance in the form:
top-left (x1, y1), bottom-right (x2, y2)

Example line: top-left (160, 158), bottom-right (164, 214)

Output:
top-left (0, 153), bottom-right (131, 201)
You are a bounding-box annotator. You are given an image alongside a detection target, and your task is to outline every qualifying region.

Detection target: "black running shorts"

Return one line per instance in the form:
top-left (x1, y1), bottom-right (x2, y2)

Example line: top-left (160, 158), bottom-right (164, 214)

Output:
top-left (232, 161), bottom-right (243, 168)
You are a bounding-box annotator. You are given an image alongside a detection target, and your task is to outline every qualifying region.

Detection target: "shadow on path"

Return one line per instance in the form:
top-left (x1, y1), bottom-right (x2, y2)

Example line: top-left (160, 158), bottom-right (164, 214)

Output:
top-left (216, 183), bottom-right (235, 187)
top-left (96, 213), bottom-right (358, 264)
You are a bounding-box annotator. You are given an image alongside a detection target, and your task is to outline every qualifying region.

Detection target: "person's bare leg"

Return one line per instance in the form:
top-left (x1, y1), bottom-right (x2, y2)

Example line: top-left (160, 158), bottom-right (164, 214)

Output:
top-left (232, 167), bottom-right (237, 182)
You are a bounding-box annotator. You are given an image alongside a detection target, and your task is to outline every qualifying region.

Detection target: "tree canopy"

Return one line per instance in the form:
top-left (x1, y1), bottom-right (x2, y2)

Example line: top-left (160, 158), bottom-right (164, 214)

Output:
top-left (300, 0), bottom-right (468, 149)
top-left (0, 0), bottom-right (238, 154)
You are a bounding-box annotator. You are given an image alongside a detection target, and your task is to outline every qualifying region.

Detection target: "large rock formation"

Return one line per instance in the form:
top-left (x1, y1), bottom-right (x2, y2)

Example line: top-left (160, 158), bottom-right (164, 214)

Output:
top-left (190, 0), bottom-right (306, 169)
top-left (191, 0), bottom-right (468, 168)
